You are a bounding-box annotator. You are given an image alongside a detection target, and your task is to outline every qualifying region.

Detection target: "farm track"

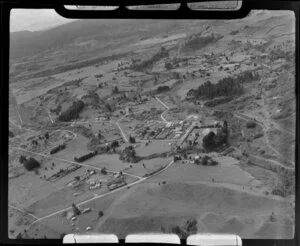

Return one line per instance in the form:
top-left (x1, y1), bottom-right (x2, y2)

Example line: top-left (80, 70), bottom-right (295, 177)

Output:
top-left (213, 108), bottom-right (294, 170)
top-left (233, 113), bottom-right (294, 168)
top-left (155, 96), bottom-right (171, 110)
top-left (9, 205), bottom-right (39, 220)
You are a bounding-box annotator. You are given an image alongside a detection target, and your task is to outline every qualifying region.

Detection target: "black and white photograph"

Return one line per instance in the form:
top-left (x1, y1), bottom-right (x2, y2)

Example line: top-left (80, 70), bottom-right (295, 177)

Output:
top-left (8, 5), bottom-right (295, 240)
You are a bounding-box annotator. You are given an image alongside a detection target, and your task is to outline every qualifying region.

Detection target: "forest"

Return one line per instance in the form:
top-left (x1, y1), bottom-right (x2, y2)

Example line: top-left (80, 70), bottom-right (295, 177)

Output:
top-left (188, 76), bottom-right (244, 100)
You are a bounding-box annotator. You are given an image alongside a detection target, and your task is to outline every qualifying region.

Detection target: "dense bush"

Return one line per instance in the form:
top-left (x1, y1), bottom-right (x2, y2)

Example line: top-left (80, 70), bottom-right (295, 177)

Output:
top-left (230, 30), bottom-right (239, 35)
top-left (156, 85), bottom-right (170, 93)
top-left (98, 211), bottom-right (104, 218)
top-left (236, 70), bottom-right (260, 83)
top-left (111, 140), bottom-right (119, 151)
top-left (271, 169), bottom-right (294, 197)
top-left (202, 132), bottom-right (216, 150)
top-left (171, 226), bottom-right (188, 239)
top-left (165, 61), bottom-right (173, 70)
top-left (130, 47), bottom-right (169, 71)
top-left (24, 157), bottom-right (40, 171)
top-left (101, 167), bottom-right (107, 175)
top-left (271, 188), bottom-right (285, 197)
top-left (50, 144), bottom-right (66, 154)
top-left (183, 33), bottom-right (223, 51)
top-left (253, 133), bottom-right (264, 139)
top-left (129, 136), bottom-right (136, 144)
top-left (246, 121), bottom-right (256, 128)
top-left (171, 218), bottom-right (198, 239)
top-left (173, 155), bottom-right (182, 162)
top-left (19, 155), bottom-right (27, 164)
top-left (58, 100), bottom-right (85, 122)
top-left (203, 123), bottom-right (228, 151)
top-left (74, 151), bottom-right (97, 162)
top-left (188, 70), bottom-right (259, 101)
top-left (201, 155), bottom-right (218, 166)
top-left (112, 86), bottom-right (119, 94)
top-left (185, 218), bottom-right (198, 234)
top-left (188, 77), bottom-right (243, 100)
top-left (119, 146), bottom-right (140, 163)
top-left (94, 74), bottom-right (103, 78)
top-left (204, 96), bottom-right (233, 107)
top-left (9, 130), bottom-right (14, 138)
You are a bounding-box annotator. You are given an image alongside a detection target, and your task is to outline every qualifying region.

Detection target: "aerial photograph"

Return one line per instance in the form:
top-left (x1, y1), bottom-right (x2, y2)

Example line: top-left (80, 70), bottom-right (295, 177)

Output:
top-left (9, 7), bottom-right (295, 239)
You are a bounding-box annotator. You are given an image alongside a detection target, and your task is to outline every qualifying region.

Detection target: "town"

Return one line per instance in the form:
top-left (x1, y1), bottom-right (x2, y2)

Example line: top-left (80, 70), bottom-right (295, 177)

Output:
top-left (8, 9), bottom-right (295, 239)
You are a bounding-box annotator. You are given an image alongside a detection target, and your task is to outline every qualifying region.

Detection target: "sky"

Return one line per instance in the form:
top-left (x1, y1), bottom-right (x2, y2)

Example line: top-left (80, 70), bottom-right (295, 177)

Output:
top-left (10, 9), bottom-right (75, 32)
top-left (10, 3), bottom-right (240, 32)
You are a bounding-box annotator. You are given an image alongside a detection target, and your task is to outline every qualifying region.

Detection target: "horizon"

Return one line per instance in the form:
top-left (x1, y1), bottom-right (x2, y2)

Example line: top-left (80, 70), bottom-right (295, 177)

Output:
top-left (10, 9), bottom-right (75, 32)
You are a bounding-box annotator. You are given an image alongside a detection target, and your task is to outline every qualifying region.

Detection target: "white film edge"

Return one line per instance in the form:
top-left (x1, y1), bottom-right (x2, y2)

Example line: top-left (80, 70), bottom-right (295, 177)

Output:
top-left (63, 233), bottom-right (242, 245)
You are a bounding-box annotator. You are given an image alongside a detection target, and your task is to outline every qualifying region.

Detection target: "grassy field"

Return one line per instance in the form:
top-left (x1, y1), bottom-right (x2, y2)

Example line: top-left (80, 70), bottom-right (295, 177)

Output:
top-left (93, 181), bottom-right (293, 239)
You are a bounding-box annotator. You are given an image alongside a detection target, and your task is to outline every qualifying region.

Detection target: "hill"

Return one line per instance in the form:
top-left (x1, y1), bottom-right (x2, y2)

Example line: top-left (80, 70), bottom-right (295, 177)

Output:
top-left (10, 19), bottom-right (180, 59)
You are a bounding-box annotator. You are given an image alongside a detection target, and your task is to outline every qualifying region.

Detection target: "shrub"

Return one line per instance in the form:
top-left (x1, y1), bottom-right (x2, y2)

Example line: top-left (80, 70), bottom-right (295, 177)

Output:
top-left (202, 132), bottom-right (216, 150)
top-left (130, 48), bottom-right (169, 71)
top-left (98, 211), bottom-right (104, 218)
top-left (202, 155), bottom-right (210, 165)
top-left (210, 159), bottom-right (219, 166)
top-left (253, 133), bottom-right (264, 139)
top-left (9, 130), bottom-right (14, 138)
top-left (24, 157), bottom-right (40, 171)
top-left (111, 140), bottom-right (119, 150)
top-left (129, 136), bottom-right (136, 144)
top-left (156, 85), bottom-right (170, 93)
top-left (74, 151), bottom-right (97, 162)
top-left (183, 33), bottom-right (222, 52)
top-left (112, 86), bottom-right (119, 94)
top-left (246, 121), bottom-right (256, 128)
top-left (165, 61), bottom-right (173, 70)
top-left (171, 226), bottom-right (188, 239)
top-left (119, 146), bottom-right (139, 163)
top-left (19, 155), bottom-right (27, 164)
top-left (101, 167), bottom-right (107, 175)
top-left (50, 144), bottom-right (66, 154)
top-left (185, 218), bottom-right (197, 234)
top-left (58, 100), bottom-right (85, 122)
top-left (271, 188), bottom-right (285, 197)
top-left (230, 30), bottom-right (239, 35)
top-left (173, 156), bottom-right (182, 162)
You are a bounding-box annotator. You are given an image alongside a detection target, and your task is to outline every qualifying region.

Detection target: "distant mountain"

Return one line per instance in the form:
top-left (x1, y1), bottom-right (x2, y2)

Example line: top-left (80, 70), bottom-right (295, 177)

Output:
top-left (10, 30), bottom-right (44, 59)
top-left (9, 19), bottom-right (172, 59)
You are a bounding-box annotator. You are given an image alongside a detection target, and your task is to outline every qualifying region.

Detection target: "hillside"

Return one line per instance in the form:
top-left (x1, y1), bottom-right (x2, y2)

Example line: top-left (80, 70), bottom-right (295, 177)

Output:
top-left (10, 19), bottom-right (182, 60)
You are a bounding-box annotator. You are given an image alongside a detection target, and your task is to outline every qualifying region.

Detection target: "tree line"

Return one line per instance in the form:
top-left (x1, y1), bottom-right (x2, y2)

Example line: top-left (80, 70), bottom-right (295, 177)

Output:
top-left (188, 77), bottom-right (244, 100)
top-left (130, 47), bottom-right (169, 71)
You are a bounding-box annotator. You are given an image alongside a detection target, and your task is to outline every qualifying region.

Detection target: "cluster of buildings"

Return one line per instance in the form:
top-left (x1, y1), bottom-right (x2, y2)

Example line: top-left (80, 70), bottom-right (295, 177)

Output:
top-left (135, 120), bottom-right (192, 141)
top-left (89, 180), bottom-right (101, 190)
top-left (107, 174), bottom-right (126, 190)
